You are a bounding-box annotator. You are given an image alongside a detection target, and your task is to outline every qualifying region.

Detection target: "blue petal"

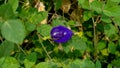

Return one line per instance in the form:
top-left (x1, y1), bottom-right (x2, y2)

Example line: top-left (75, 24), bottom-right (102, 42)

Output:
top-left (50, 26), bottom-right (73, 43)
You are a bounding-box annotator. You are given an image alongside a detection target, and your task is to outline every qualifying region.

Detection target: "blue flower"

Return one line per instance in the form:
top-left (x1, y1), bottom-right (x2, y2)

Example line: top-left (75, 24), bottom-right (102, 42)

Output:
top-left (50, 26), bottom-right (73, 43)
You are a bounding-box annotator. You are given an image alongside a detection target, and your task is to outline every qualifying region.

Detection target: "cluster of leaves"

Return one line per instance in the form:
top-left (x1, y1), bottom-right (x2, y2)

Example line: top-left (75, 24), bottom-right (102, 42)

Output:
top-left (0, 0), bottom-right (120, 68)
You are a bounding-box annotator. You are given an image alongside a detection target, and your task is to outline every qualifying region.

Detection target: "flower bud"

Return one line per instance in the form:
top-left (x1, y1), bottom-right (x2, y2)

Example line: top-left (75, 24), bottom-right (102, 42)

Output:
top-left (50, 26), bottom-right (73, 43)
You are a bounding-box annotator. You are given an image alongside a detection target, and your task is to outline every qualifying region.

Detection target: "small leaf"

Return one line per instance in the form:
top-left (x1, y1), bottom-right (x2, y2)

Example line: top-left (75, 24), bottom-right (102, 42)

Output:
top-left (83, 11), bottom-right (92, 21)
top-left (113, 16), bottom-right (120, 27)
top-left (78, 0), bottom-right (90, 10)
top-left (107, 64), bottom-right (112, 68)
top-left (0, 57), bottom-right (20, 68)
top-left (0, 40), bottom-right (14, 57)
top-left (36, 62), bottom-right (57, 68)
top-left (1, 19), bottom-right (26, 44)
top-left (97, 40), bottom-right (106, 50)
top-left (90, 1), bottom-right (104, 13)
top-left (24, 21), bottom-right (36, 32)
top-left (67, 20), bottom-right (76, 26)
top-left (37, 24), bottom-right (52, 37)
top-left (54, 0), bottom-right (62, 10)
top-left (110, 0), bottom-right (120, 3)
top-left (24, 52), bottom-right (37, 68)
top-left (108, 42), bottom-right (116, 54)
top-left (104, 24), bottom-right (117, 37)
top-left (8, 0), bottom-right (18, 12)
top-left (70, 59), bottom-right (81, 68)
top-left (0, 3), bottom-right (14, 19)
top-left (111, 59), bottom-right (120, 67)
top-left (101, 14), bottom-right (111, 23)
top-left (63, 36), bottom-right (87, 53)
top-left (81, 59), bottom-right (95, 68)
top-left (78, 0), bottom-right (85, 4)
top-left (95, 60), bottom-right (101, 68)
top-left (103, 5), bottom-right (120, 17)
top-left (29, 11), bottom-right (48, 24)
top-left (52, 18), bottom-right (66, 27)
top-left (101, 48), bottom-right (109, 56)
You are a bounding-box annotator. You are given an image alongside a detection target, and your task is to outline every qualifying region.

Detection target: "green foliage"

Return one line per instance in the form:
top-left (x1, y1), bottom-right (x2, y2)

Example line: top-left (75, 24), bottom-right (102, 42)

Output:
top-left (0, 3), bottom-right (15, 19)
top-left (35, 62), bottom-right (57, 68)
top-left (37, 24), bottom-right (52, 37)
top-left (8, 0), bottom-right (18, 12)
top-left (103, 5), bottom-right (120, 17)
top-left (0, 40), bottom-right (14, 57)
top-left (24, 52), bottom-right (37, 68)
top-left (90, 1), bottom-right (104, 13)
top-left (0, 0), bottom-right (120, 68)
top-left (63, 36), bottom-right (87, 53)
top-left (0, 57), bottom-right (20, 68)
top-left (108, 42), bottom-right (116, 54)
top-left (54, 0), bottom-right (62, 10)
top-left (1, 20), bottom-right (26, 44)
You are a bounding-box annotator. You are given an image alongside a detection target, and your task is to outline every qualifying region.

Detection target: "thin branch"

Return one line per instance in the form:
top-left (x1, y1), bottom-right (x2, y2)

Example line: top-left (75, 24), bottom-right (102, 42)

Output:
top-left (37, 33), bottom-right (52, 61)
top-left (92, 16), bottom-right (100, 47)
top-left (92, 17), bottom-right (97, 47)
top-left (4, 0), bottom-right (7, 4)
top-left (17, 44), bottom-right (27, 56)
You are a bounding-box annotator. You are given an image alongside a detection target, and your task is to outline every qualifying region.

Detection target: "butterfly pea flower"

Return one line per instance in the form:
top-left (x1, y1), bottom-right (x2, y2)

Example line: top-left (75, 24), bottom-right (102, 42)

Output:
top-left (50, 26), bottom-right (73, 43)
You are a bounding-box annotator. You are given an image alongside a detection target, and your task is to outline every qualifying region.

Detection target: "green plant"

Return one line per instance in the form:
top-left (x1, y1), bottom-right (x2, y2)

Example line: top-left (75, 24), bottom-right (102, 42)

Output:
top-left (0, 0), bottom-right (120, 68)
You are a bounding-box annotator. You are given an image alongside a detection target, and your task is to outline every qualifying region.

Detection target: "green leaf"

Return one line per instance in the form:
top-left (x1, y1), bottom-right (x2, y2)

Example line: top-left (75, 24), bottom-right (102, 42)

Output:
top-left (67, 20), bottom-right (76, 26)
top-left (8, 0), bottom-right (18, 12)
top-left (24, 52), bottom-right (37, 68)
top-left (63, 36), bottom-right (87, 53)
top-left (1, 19), bottom-right (26, 44)
top-left (97, 23), bottom-right (104, 32)
top-left (36, 62), bottom-right (57, 68)
top-left (29, 11), bottom-right (48, 24)
top-left (101, 48), bottom-right (109, 56)
top-left (52, 18), bottom-right (66, 27)
top-left (0, 3), bottom-right (14, 19)
top-left (95, 60), bottom-right (101, 68)
top-left (54, 0), bottom-right (62, 10)
top-left (0, 40), bottom-right (14, 57)
top-left (111, 59), bottom-right (120, 67)
top-left (101, 14), bottom-right (111, 23)
top-left (78, 0), bottom-right (85, 4)
top-left (70, 59), bottom-right (81, 68)
top-left (104, 24), bottom-right (117, 37)
top-left (0, 21), bottom-right (3, 31)
top-left (80, 59), bottom-right (95, 68)
top-left (107, 64), bottom-right (112, 68)
top-left (107, 0), bottom-right (119, 5)
top-left (78, 0), bottom-right (90, 9)
top-left (90, 1), bottom-right (104, 13)
top-left (83, 11), bottom-right (92, 21)
top-left (103, 5), bottom-right (120, 17)
top-left (118, 39), bottom-right (120, 46)
top-left (108, 42), bottom-right (116, 54)
top-left (97, 40), bottom-right (106, 50)
top-left (37, 24), bottom-right (52, 37)
top-left (113, 16), bottom-right (120, 27)
top-left (0, 57), bottom-right (20, 68)
top-left (24, 21), bottom-right (36, 32)
top-left (110, 0), bottom-right (120, 3)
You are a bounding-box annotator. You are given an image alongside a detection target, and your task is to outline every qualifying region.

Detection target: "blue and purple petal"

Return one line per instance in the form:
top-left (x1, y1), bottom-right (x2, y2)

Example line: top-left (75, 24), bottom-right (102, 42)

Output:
top-left (50, 26), bottom-right (73, 43)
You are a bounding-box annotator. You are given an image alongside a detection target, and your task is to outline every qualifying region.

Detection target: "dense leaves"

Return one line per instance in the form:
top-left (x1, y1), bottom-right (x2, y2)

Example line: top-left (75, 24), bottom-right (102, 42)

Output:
top-left (0, 0), bottom-right (120, 68)
top-left (1, 20), bottom-right (26, 44)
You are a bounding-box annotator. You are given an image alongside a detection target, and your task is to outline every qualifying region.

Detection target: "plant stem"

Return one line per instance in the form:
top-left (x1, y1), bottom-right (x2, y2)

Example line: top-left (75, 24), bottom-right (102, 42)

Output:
top-left (37, 33), bottom-right (52, 61)
top-left (4, 0), bottom-right (7, 4)
top-left (92, 17), bottom-right (97, 47)
top-left (17, 44), bottom-right (27, 55)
